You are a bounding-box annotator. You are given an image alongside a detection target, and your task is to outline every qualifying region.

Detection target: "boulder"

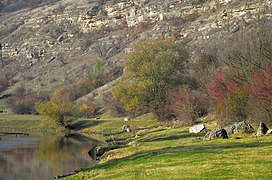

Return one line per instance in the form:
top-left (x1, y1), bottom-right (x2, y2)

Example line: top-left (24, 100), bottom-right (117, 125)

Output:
top-left (189, 124), bottom-right (206, 134)
top-left (204, 128), bottom-right (228, 140)
top-left (224, 121), bottom-right (254, 135)
top-left (89, 146), bottom-right (118, 160)
top-left (266, 129), bottom-right (272, 135)
top-left (122, 124), bottom-right (132, 132)
top-left (256, 122), bottom-right (269, 136)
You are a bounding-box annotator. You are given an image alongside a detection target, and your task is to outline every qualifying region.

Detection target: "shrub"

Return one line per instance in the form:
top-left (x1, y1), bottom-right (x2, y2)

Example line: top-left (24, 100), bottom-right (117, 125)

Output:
top-left (102, 91), bottom-right (126, 118)
top-left (170, 85), bottom-right (208, 125)
top-left (79, 99), bottom-right (100, 118)
top-left (208, 69), bottom-right (248, 125)
top-left (8, 86), bottom-right (48, 114)
top-left (0, 78), bottom-right (8, 93)
top-left (114, 38), bottom-right (189, 120)
top-left (35, 87), bottom-right (79, 128)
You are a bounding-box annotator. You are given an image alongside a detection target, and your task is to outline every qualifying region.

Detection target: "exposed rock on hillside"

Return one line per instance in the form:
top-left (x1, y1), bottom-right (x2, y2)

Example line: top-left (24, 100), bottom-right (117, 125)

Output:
top-left (0, 0), bottom-right (271, 94)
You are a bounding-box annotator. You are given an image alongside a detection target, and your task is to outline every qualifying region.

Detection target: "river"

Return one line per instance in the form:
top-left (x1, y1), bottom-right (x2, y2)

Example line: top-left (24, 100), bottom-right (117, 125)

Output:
top-left (0, 133), bottom-right (100, 180)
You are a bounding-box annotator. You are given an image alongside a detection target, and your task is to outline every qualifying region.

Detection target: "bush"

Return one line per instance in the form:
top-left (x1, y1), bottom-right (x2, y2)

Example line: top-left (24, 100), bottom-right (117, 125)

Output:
top-left (8, 87), bottom-right (48, 114)
top-left (102, 91), bottom-right (126, 118)
top-left (170, 85), bottom-right (208, 125)
top-left (79, 99), bottom-right (100, 118)
top-left (35, 87), bottom-right (79, 128)
top-left (114, 38), bottom-right (189, 120)
top-left (0, 78), bottom-right (8, 93)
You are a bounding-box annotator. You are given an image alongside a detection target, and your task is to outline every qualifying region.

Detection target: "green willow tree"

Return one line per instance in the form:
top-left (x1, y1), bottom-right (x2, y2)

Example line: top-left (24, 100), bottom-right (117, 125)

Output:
top-left (114, 38), bottom-right (189, 119)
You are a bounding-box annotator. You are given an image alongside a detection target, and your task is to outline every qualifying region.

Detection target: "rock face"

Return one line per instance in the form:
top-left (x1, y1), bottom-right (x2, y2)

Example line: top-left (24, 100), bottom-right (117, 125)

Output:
top-left (0, 0), bottom-right (271, 93)
top-left (204, 128), bottom-right (228, 140)
top-left (224, 121), bottom-right (254, 135)
top-left (189, 124), bottom-right (206, 134)
top-left (256, 122), bottom-right (269, 136)
top-left (122, 124), bottom-right (132, 132)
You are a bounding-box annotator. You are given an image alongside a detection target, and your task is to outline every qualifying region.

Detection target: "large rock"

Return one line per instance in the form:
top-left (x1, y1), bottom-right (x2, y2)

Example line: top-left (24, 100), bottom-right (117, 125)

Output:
top-left (204, 128), bottom-right (228, 140)
top-left (189, 124), bottom-right (206, 134)
top-left (88, 146), bottom-right (119, 160)
top-left (256, 122), bottom-right (269, 136)
top-left (266, 129), bottom-right (272, 135)
top-left (122, 124), bottom-right (132, 132)
top-left (224, 121), bottom-right (254, 135)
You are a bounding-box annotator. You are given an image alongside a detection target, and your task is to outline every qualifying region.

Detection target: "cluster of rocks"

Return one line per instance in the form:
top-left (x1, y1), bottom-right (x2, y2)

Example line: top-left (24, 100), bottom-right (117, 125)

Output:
top-left (189, 121), bottom-right (272, 140)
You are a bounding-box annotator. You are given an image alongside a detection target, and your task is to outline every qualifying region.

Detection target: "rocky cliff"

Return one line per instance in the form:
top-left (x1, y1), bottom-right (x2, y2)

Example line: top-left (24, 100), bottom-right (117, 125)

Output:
top-left (0, 0), bottom-right (271, 94)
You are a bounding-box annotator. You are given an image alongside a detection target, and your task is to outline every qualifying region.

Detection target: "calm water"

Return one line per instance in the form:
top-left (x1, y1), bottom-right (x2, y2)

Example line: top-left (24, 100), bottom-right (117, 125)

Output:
top-left (0, 133), bottom-right (100, 180)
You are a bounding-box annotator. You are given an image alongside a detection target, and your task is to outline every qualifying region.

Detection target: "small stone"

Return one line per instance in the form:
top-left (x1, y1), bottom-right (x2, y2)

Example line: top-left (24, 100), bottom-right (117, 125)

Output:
top-left (124, 117), bottom-right (130, 121)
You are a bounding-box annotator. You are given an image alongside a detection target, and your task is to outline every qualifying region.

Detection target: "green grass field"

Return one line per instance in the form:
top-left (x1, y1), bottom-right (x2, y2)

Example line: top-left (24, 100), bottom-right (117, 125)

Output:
top-left (1, 101), bottom-right (272, 179)
top-left (65, 123), bottom-right (272, 179)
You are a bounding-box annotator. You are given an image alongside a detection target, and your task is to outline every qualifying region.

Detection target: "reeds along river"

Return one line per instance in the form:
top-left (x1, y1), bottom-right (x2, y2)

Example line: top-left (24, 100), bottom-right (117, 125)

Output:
top-left (0, 133), bottom-right (100, 180)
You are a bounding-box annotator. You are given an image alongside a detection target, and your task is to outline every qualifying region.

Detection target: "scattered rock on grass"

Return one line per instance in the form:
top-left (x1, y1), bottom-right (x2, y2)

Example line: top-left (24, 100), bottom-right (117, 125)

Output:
top-left (124, 117), bottom-right (130, 121)
top-left (266, 129), bottom-right (272, 135)
top-left (122, 124), bottom-right (132, 132)
top-left (204, 128), bottom-right (228, 140)
top-left (224, 121), bottom-right (254, 135)
top-left (189, 124), bottom-right (206, 134)
top-left (256, 122), bottom-right (269, 136)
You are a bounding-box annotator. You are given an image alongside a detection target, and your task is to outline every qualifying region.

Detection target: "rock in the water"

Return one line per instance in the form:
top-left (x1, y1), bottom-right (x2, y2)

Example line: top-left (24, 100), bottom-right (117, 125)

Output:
top-left (256, 122), bottom-right (269, 136)
top-left (122, 124), bottom-right (132, 132)
top-left (204, 128), bottom-right (228, 140)
top-left (224, 121), bottom-right (254, 135)
top-left (189, 124), bottom-right (206, 134)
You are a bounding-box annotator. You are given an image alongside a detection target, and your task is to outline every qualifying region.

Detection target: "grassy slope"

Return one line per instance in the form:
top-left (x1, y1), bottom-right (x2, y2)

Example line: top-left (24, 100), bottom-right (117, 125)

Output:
top-left (66, 123), bottom-right (272, 179)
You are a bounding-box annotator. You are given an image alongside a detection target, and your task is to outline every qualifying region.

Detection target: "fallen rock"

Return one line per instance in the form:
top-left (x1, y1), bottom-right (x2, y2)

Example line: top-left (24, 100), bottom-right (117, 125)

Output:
top-left (88, 146), bottom-right (119, 160)
top-left (266, 129), bottom-right (272, 135)
top-left (189, 124), bottom-right (206, 134)
top-left (224, 121), bottom-right (254, 135)
top-left (204, 128), bottom-right (228, 140)
top-left (122, 124), bottom-right (132, 132)
top-left (256, 122), bottom-right (269, 136)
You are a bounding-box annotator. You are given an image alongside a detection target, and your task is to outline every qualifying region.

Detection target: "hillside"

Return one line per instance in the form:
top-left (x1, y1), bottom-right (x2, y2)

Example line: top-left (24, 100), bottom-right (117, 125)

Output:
top-left (0, 0), bottom-right (271, 95)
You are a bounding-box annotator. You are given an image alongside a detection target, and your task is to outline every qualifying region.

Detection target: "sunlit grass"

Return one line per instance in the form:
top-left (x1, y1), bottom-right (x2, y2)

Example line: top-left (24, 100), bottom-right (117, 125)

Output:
top-left (66, 125), bottom-right (272, 179)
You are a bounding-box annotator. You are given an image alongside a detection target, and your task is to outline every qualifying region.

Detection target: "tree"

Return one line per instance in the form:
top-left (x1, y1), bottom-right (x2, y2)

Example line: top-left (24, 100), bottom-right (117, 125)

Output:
top-left (114, 38), bottom-right (188, 119)
top-left (36, 87), bottom-right (79, 128)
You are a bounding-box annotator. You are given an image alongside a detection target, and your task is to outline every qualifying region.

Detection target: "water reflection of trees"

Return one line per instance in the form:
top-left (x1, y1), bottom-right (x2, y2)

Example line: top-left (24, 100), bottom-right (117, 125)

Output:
top-left (35, 133), bottom-right (99, 176)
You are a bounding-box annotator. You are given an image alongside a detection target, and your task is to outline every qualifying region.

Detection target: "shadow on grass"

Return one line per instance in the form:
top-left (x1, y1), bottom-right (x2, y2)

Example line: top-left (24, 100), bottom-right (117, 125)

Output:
top-left (140, 130), bottom-right (206, 142)
top-left (83, 140), bottom-right (272, 171)
top-left (71, 120), bottom-right (104, 131)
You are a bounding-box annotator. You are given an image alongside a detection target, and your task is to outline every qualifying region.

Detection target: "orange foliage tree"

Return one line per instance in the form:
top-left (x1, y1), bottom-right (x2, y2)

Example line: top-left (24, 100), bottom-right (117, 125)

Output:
top-left (36, 87), bottom-right (79, 128)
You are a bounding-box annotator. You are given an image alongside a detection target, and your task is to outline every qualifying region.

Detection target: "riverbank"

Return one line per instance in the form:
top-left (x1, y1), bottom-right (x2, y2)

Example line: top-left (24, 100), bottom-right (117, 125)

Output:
top-left (64, 121), bottom-right (272, 179)
top-left (2, 111), bottom-right (272, 179)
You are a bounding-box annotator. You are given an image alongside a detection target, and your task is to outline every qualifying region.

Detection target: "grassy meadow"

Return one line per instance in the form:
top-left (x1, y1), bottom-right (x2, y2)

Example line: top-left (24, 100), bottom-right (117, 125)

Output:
top-left (65, 120), bottom-right (272, 179)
